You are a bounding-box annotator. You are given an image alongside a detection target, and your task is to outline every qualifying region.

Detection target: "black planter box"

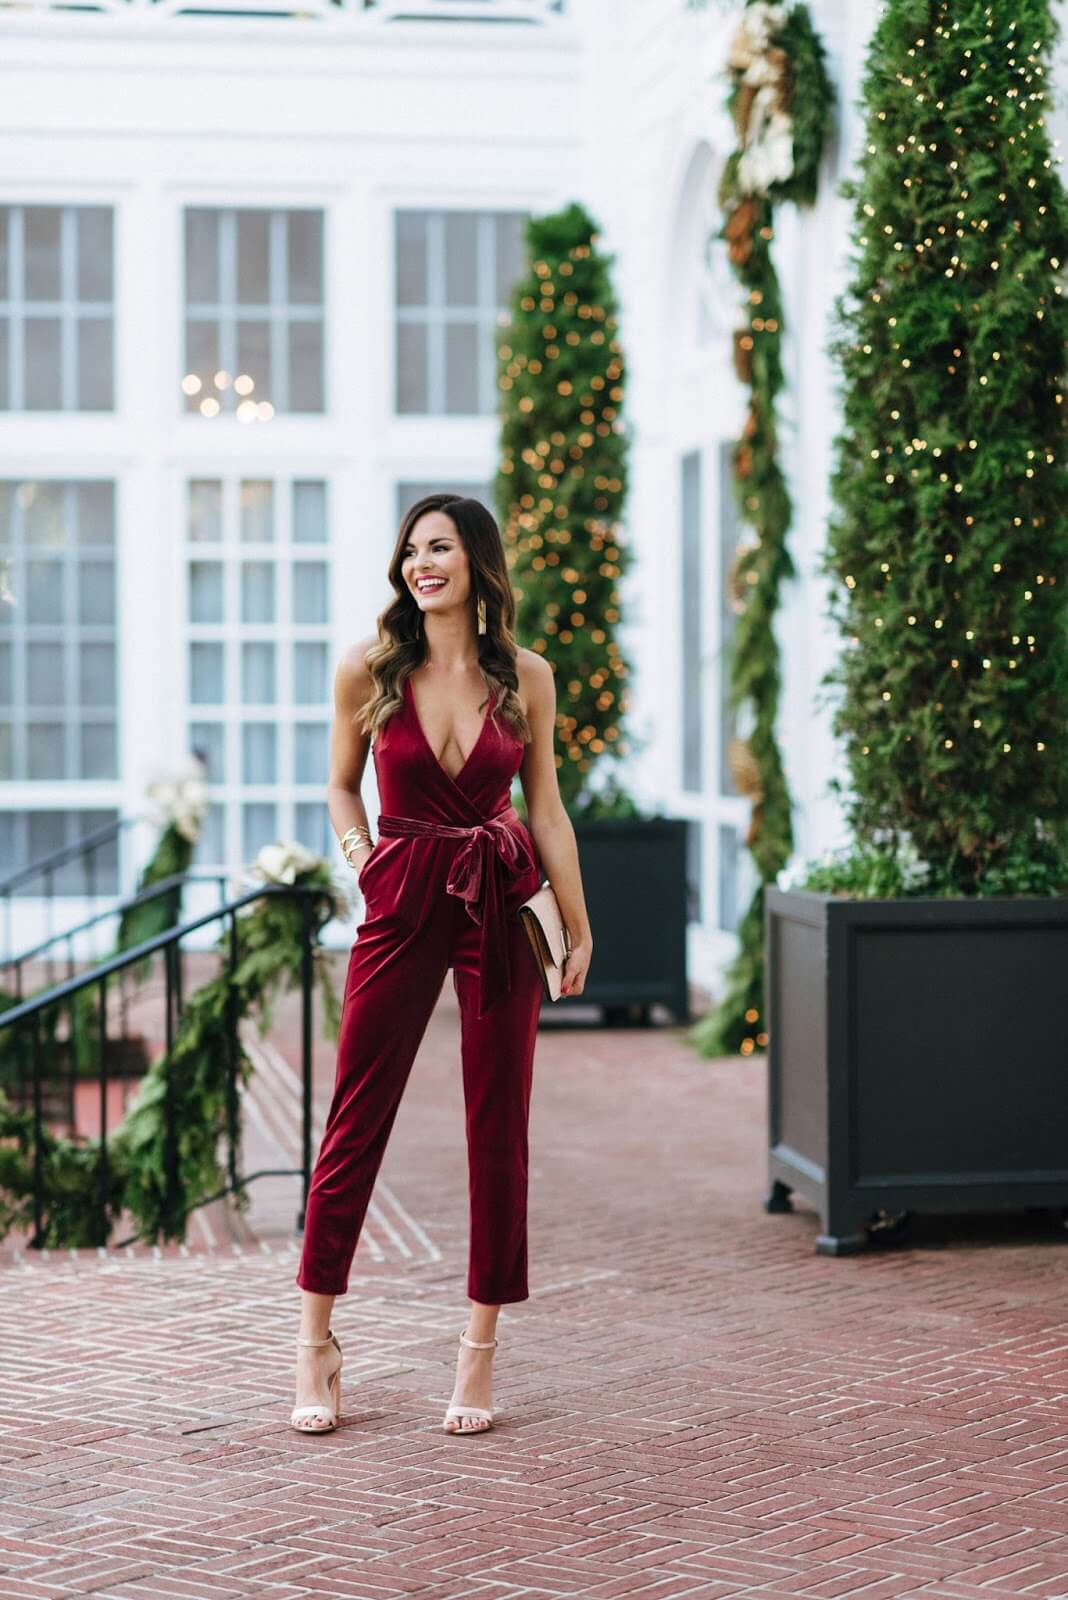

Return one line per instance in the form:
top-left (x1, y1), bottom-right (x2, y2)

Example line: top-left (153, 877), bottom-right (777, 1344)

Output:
top-left (548, 815), bottom-right (689, 1024)
top-left (765, 886), bottom-right (1068, 1253)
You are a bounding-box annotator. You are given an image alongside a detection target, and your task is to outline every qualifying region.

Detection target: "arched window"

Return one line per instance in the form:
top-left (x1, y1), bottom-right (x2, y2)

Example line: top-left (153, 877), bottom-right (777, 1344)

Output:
top-left (671, 142), bottom-right (735, 359)
top-left (664, 142), bottom-right (753, 937)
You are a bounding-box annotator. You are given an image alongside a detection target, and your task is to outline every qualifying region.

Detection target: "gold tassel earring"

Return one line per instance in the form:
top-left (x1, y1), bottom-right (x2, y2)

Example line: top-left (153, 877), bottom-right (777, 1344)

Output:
top-left (476, 595), bottom-right (487, 635)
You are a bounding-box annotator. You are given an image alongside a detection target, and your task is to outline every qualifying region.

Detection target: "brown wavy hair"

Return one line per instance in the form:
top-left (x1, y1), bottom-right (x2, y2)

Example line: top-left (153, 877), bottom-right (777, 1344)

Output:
top-left (357, 493), bottom-right (532, 744)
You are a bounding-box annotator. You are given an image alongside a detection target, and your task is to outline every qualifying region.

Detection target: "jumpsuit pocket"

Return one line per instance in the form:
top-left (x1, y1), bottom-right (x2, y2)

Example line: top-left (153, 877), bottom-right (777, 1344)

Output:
top-left (356, 836), bottom-right (403, 907)
top-left (357, 844), bottom-right (381, 897)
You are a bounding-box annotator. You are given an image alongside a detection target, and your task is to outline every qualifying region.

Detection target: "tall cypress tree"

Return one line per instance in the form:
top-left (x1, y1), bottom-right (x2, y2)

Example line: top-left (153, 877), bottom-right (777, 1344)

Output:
top-left (494, 201), bottom-right (632, 812)
top-left (824, 0), bottom-right (1068, 894)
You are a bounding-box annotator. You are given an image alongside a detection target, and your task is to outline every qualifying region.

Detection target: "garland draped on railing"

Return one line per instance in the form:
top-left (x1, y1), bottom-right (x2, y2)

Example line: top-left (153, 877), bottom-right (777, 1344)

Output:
top-left (0, 761), bottom-right (210, 1084)
top-left (116, 760), bottom-right (209, 958)
top-left (689, 0), bottom-right (834, 1058)
top-left (0, 851), bottom-right (346, 1248)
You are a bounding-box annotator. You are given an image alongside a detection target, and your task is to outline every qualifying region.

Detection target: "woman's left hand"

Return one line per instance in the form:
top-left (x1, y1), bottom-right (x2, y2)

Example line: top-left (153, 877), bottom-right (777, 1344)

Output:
top-left (560, 937), bottom-right (592, 997)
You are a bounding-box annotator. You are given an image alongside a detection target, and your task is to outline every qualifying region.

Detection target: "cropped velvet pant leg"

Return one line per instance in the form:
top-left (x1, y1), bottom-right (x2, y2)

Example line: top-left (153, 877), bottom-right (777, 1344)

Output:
top-left (294, 883), bottom-right (543, 1305)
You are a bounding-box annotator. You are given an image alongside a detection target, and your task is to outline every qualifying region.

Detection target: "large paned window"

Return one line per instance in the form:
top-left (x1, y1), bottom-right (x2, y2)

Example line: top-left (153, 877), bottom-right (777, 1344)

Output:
top-left (718, 822), bottom-right (741, 933)
top-left (694, 170), bottom-right (734, 352)
top-left (0, 205), bottom-right (114, 411)
top-left (0, 479), bottom-right (118, 782)
top-left (183, 476), bottom-right (332, 866)
top-left (686, 818), bottom-right (704, 927)
top-left (396, 480), bottom-right (491, 526)
top-left (717, 439), bottom-right (740, 799)
top-left (675, 444), bottom-right (748, 934)
top-left (717, 440), bottom-right (742, 931)
top-left (182, 208), bottom-right (325, 417)
top-left (0, 810), bottom-right (120, 898)
top-left (394, 209), bottom-right (528, 415)
top-left (680, 449), bottom-right (703, 794)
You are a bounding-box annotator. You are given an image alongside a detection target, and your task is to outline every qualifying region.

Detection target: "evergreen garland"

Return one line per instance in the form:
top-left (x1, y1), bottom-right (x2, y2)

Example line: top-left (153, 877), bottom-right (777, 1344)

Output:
top-left (691, 0), bottom-right (835, 1059)
top-left (494, 201), bottom-right (633, 814)
top-left (0, 863), bottom-right (344, 1249)
top-left (116, 821), bottom-right (195, 959)
top-left (69, 819), bottom-right (199, 1078)
top-left (0, 815), bottom-right (202, 1088)
top-left (822, 0), bottom-right (1068, 894)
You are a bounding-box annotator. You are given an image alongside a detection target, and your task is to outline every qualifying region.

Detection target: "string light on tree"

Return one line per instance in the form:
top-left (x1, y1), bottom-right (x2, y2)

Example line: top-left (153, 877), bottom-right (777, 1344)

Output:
top-left (821, 0), bottom-right (1067, 898)
top-left (494, 202), bottom-right (632, 813)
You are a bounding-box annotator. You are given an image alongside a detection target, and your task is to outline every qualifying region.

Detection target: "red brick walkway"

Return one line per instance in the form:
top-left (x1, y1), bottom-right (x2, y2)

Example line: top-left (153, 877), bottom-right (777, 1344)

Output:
top-left (3, 970), bottom-right (1068, 1599)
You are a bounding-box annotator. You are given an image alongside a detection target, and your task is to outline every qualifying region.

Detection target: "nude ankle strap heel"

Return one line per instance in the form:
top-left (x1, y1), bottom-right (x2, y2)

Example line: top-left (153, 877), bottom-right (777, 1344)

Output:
top-left (290, 1328), bottom-right (343, 1433)
top-left (443, 1328), bottom-right (498, 1434)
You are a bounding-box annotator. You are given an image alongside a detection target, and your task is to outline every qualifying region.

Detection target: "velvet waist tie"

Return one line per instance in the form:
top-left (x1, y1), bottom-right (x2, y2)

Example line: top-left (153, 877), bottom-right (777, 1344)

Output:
top-left (377, 803), bottom-right (537, 1017)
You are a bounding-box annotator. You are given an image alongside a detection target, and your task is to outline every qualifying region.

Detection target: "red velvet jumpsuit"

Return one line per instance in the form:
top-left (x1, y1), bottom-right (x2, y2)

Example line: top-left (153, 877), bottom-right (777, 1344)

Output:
top-left (295, 674), bottom-right (545, 1305)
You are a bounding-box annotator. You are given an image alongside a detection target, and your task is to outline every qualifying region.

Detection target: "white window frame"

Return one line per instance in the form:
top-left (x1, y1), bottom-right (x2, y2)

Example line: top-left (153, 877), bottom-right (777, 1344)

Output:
top-left (179, 203), bottom-right (328, 419)
top-left (0, 475), bottom-right (120, 784)
top-left (392, 206), bottom-right (530, 416)
top-left (0, 203), bottom-right (116, 413)
top-left (395, 477), bottom-right (491, 526)
top-left (672, 441), bottom-right (755, 937)
top-left (177, 469), bottom-right (334, 870)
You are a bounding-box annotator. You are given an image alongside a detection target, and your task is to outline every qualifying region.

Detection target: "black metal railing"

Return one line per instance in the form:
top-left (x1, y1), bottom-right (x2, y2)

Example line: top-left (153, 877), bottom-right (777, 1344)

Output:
top-left (0, 883), bottom-right (322, 1251)
top-left (1, 814), bottom-right (138, 966)
top-left (1, 868), bottom-right (234, 1127)
top-left (2, 868), bottom-right (231, 997)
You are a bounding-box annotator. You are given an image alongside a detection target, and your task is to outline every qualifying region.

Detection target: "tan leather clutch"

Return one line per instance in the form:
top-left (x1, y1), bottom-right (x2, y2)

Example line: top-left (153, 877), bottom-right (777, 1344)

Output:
top-left (517, 880), bottom-right (572, 1002)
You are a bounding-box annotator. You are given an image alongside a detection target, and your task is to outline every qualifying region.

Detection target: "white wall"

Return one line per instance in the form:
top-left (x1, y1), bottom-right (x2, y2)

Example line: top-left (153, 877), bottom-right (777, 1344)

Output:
top-left (0, 4), bottom-right (582, 947)
top-left (568, 0), bottom-right (875, 991)
top-left (576, 0), bottom-right (1068, 998)
top-left (1, 0), bottom-right (1065, 979)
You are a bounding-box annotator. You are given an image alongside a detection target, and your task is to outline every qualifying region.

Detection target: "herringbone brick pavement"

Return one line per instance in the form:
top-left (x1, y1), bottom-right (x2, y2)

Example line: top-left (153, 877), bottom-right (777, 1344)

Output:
top-left (2, 959), bottom-right (1068, 1600)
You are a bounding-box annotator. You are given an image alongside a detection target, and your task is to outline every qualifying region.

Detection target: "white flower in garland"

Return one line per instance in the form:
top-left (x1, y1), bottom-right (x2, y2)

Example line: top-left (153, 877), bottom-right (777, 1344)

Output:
top-left (145, 756), bottom-right (210, 844)
top-left (738, 102), bottom-right (795, 195)
top-left (251, 839), bottom-right (323, 887)
top-left (727, 3), bottom-right (796, 198)
top-left (728, 3), bottom-right (787, 71)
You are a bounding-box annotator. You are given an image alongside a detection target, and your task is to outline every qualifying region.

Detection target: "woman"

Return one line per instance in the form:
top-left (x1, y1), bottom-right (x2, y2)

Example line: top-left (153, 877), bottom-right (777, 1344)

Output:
top-left (291, 492), bottom-right (593, 1436)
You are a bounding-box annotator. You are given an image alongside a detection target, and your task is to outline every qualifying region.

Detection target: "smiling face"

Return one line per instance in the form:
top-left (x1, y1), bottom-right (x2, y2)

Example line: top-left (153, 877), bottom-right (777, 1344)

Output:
top-left (400, 510), bottom-right (472, 616)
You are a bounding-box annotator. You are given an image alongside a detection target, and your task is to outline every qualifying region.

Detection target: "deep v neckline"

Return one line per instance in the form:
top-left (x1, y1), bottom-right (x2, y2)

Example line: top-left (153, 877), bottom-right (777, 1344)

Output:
top-left (405, 673), bottom-right (492, 785)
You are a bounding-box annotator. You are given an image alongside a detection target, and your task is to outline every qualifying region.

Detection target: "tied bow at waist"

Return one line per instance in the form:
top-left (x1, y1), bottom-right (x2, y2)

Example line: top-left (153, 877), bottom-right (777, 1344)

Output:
top-left (377, 805), bottom-right (536, 1017)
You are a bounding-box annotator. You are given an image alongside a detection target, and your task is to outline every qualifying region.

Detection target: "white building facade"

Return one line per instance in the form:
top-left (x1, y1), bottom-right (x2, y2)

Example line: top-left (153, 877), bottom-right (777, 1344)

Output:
top-left (1, 0), bottom-right (1064, 993)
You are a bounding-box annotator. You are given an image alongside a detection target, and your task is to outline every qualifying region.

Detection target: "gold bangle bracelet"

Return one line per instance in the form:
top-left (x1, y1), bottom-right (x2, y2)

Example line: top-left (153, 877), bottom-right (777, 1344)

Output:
top-left (341, 825), bottom-right (373, 870)
top-left (340, 825), bottom-right (372, 855)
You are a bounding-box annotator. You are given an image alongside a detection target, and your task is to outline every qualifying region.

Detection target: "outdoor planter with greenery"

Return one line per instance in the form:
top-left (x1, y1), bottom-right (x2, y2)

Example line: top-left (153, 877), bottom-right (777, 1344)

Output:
top-left (765, 0), bottom-right (1068, 1251)
top-left (495, 200), bottom-right (689, 1022)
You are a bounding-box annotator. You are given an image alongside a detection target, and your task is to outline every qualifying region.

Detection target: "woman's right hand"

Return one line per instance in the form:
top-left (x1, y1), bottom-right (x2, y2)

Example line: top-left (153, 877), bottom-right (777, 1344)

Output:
top-left (350, 840), bottom-right (374, 886)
